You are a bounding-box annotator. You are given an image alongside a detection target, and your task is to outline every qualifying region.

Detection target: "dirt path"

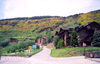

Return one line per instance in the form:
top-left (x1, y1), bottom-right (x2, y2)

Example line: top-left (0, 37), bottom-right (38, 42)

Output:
top-left (0, 46), bottom-right (100, 64)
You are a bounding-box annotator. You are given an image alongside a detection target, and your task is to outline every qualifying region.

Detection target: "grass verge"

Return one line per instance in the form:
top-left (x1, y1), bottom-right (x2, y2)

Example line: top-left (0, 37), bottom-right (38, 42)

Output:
top-left (46, 46), bottom-right (54, 49)
top-left (2, 48), bottom-right (42, 57)
top-left (50, 47), bottom-right (100, 57)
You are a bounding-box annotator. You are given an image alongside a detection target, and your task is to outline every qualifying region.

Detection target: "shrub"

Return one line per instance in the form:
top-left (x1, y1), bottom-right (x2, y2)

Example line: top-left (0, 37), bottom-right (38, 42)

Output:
top-left (57, 40), bottom-right (64, 48)
top-left (92, 30), bottom-right (100, 47)
top-left (24, 40), bottom-right (35, 46)
top-left (17, 42), bottom-right (25, 49)
top-left (70, 31), bottom-right (78, 47)
top-left (0, 39), bottom-right (9, 47)
top-left (17, 40), bottom-right (35, 51)
top-left (46, 36), bottom-right (51, 44)
top-left (2, 40), bottom-right (35, 53)
top-left (3, 43), bottom-right (18, 53)
top-left (53, 36), bottom-right (59, 48)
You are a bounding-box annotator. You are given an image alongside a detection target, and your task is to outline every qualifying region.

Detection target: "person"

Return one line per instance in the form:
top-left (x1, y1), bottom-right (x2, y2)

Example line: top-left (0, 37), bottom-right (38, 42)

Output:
top-left (83, 43), bottom-right (86, 56)
top-left (90, 53), bottom-right (94, 58)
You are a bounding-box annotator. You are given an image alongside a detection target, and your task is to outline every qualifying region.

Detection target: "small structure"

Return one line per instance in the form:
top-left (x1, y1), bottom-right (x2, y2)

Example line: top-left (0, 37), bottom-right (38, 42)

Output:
top-left (32, 45), bottom-right (40, 49)
top-left (75, 22), bottom-right (100, 46)
top-left (56, 28), bottom-right (73, 47)
top-left (56, 21), bottom-right (100, 47)
top-left (36, 37), bottom-right (46, 47)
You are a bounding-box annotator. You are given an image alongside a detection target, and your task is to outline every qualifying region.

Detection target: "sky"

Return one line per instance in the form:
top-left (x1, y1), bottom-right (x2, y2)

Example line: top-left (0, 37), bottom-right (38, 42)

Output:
top-left (0, 0), bottom-right (100, 19)
top-left (0, 0), bottom-right (4, 19)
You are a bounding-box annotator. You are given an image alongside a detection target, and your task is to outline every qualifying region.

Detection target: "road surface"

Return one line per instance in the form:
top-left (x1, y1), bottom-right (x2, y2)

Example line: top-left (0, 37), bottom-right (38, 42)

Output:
top-left (0, 46), bottom-right (100, 64)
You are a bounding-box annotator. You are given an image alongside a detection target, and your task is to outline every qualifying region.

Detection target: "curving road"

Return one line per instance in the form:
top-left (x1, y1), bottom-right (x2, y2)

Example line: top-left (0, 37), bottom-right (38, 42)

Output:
top-left (0, 46), bottom-right (100, 64)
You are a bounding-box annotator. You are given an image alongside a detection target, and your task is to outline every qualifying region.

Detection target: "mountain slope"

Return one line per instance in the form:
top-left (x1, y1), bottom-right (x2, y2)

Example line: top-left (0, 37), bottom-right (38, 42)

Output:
top-left (0, 9), bottom-right (100, 41)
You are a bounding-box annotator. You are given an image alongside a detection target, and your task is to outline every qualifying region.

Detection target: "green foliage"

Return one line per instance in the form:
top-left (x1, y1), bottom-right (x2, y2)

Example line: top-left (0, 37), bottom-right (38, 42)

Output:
top-left (53, 36), bottom-right (59, 48)
top-left (46, 36), bottom-right (51, 44)
top-left (0, 39), bottom-right (9, 47)
top-left (63, 21), bottom-right (81, 28)
top-left (46, 30), bottom-right (52, 44)
top-left (2, 48), bottom-right (42, 56)
top-left (57, 40), bottom-right (64, 48)
top-left (92, 30), bottom-right (100, 47)
top-left (50, 47), bottom-right (100, 57)
top-left (3, 43), bottom-right (18, 53)
top-left (0, 30), bottom-right (20, 47)
top-left (46, 31), bottom-right (56, 44)
top-left (2, 40), bottom-right (35, 53)
top-left (70, 31), bottom-right (78, 47)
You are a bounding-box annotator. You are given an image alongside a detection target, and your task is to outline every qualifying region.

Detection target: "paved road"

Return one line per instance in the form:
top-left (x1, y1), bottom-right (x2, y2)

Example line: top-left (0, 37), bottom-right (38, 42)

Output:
top-left (0, 47), bottom-right (100, 64)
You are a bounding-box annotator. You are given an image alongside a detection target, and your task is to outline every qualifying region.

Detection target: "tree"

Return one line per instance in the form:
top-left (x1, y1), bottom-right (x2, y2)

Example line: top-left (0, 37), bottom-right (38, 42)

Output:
top-left (53, 36), bottom-right (59, 48)
top-left (91, 30), bottom-right (100, 47)
top-left (46, 30), bottom-right (52, 44)
top-left (70, 31), bottom-right (78, 47)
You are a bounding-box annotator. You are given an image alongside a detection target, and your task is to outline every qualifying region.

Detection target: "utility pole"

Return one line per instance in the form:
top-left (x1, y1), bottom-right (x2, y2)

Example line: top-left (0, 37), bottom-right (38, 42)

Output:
top-left (64, 33), bottom-right (67, 47)
top-left (0, 46), bottom-right (1, 60)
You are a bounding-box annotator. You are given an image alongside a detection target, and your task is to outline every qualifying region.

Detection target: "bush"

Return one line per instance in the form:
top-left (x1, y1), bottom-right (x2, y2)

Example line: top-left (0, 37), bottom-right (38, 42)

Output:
top-left (92, 30), bottom-right (100, 47)
top-left (24, 40), bottom-right (35, 47)
top-left (46, 36), bottom-right (51, 44)
top-left (17, 40), bottom-right (35, 51)
top-left (3, 43), bottom-right (18, 53)
top-left (17, 42), bottom-right (25, 49)
top-left (0, 39), bottom-right (9, 47)
top-left (57, 40), bottom-right (64, 48)
top-left (53, 36), bottom-right (59, 48)
top-left (70, 31), bottom-right (78, 47)
top-left (2, 40), bottom-right (35, 53)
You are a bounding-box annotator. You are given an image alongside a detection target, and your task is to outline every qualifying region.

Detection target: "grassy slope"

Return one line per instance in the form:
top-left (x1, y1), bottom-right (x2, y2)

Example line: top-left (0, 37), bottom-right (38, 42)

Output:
top-left (0, 10), bottom-right (100, 33)
top-left (50, 47), bottom-right (100, 57)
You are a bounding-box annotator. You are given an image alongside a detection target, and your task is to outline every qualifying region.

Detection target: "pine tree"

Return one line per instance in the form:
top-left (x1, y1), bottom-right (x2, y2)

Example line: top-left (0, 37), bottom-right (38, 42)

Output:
top-left (70, 31), bottom-right (78, 47)
top-left (53, 36), bottom-right (59, 48)
top-left (46, 30), bottom-right (52, 44)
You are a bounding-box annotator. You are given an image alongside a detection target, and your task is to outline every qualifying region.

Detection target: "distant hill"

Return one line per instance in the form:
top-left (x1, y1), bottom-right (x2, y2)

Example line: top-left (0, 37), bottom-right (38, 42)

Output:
top-left (0, 16), bottom-right (61, 21)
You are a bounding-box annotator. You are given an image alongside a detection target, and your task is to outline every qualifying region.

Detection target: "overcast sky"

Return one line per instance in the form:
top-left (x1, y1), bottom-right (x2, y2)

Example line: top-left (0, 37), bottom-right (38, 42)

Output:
top-left (0, 0), bottom-right (100, 19)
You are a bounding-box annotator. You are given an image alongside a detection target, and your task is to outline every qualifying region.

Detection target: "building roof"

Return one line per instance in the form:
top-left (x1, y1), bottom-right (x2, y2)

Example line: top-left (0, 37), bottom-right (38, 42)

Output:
top-left (61, 27), bottom-right (69, 30)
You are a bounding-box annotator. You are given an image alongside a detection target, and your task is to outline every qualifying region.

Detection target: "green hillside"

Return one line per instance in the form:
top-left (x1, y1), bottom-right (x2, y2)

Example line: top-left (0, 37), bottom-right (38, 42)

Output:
top-left (0, 9), bottom-right (100, 53)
